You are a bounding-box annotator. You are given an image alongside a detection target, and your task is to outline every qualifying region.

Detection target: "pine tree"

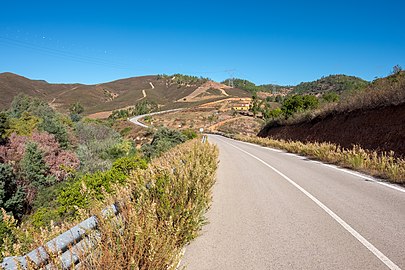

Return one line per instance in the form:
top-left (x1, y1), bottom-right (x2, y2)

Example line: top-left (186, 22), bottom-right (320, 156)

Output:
top-left (0, 163), bottom-right (25, 218)
top-left (20, 142), bottom-right (53, 188)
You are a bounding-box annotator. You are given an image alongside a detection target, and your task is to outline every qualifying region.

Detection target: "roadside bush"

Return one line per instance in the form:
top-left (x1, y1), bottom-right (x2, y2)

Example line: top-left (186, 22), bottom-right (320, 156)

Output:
top-left (182, 128), bottom-right (198, 139)
top-left (141, 127), bottom-right (187, 159)
top-left (57, 154), bottom-right (147, 218)
top-left (75, 122), bottom-right (134, 173)
top-left (80, 140), bottom-right (218, 269)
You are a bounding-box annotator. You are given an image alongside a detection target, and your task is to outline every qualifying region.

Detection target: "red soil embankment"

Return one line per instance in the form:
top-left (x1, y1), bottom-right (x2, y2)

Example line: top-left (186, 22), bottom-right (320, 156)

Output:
top-left (258, 103), bottom-right (405, 157)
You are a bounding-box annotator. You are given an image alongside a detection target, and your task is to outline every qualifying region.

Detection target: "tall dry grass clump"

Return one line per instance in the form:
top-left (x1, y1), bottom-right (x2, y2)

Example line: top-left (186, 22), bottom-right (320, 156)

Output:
top-left (235, 135), bottom-right (405, 183)
top-left (79, 140), bottom-right (218, 269)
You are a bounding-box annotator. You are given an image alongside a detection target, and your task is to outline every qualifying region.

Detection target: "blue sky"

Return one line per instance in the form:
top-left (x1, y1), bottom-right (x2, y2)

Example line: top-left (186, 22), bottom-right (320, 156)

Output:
top-left (1, 0), bottom-right (404, 85)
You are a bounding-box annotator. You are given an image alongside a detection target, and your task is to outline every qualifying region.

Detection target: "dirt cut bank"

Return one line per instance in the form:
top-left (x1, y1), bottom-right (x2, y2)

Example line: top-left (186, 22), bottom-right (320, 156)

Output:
top-left (258, 103), bottom-right (405, 157)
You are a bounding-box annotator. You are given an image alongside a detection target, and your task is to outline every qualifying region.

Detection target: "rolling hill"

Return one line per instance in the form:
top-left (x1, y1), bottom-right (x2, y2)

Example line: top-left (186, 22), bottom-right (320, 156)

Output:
top-left (292, 74), bottom-right (369, 94)
top-left (0, 73), bottom-right (251, 114)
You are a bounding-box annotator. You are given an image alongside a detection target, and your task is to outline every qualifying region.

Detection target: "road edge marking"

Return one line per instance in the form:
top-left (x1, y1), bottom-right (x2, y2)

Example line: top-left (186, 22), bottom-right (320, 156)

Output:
top-left (220, 136), bottom-right (405, 194)
top-left (220, 138), bottom-right (401, 270)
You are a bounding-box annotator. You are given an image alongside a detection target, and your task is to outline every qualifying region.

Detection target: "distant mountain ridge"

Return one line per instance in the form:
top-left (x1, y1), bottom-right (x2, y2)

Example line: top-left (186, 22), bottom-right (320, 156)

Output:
top-left (0, 73), bottom-right (250, 114)
top-left (222, 74), bottom-right (368, 96)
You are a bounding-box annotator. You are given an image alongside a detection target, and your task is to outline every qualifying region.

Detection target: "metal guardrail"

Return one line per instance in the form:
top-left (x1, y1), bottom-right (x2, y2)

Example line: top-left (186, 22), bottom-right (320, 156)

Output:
top-left (1, 136), bottom-right (208, 269)
top-left (1, 204), bottom-right (119, 270)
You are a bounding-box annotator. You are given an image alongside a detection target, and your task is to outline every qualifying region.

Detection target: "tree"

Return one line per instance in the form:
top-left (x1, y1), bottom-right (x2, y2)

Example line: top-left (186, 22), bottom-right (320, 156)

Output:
top-left (264, 108), bottom-right (283, 120)
top-left (8, 94), bottom-right (32, 118)
top-left (69, 102), bottom-right (84, 122)
top-left (38, 116), bottom-right (69, 149)
top-left (20, 142), bottom-right (53, 188)
top-left (0, 163), bottom-right (25, 218)
top-left (5, 112), bottom-right (41, 137)
top-left (302, 95), bottom-right (319, 110)
top-left (281, 95), bottom-right (319, 118)
top-left (69, 102), bottom-right (84, 115)
top-left (0, 112), bottom-right (9, 145)
top-left (250, 93), bottom-right (260, 117)
top-left (282, 95), bottom-right (304, 117)
top-left (322, 92), bottom-right (340, 103)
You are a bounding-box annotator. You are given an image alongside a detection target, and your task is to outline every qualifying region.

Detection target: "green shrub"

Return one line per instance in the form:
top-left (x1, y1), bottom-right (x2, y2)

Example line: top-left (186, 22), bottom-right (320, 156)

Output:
top-left (5, 112), bottom-right (41, 137)
top-left (20, 142), bottom-right (54, 188)
top-left (75, 122), bottom-right (134, 173)
top-left (182, 129), bottom-right (197, 140)
top-left (0, 112), bottom-right (9, 145)
top-left (281, 94), bottom-right (319, 117)
top-left (109, 100), bottom-right (158, 120)
top-left (79, 140), bottom-right (218, 269)
top-left (141, 127), bottom-right (187, 159)
top-left (29, 207), bottom-right (60, 228)
top-left (7, 95), bottom-right (71, 148)
top-left (57, 154), bottom-right (147, 217)
top-left (0, 163), bottom-right (26, 219)
top-left (322, 92), bottom-right (340, 103)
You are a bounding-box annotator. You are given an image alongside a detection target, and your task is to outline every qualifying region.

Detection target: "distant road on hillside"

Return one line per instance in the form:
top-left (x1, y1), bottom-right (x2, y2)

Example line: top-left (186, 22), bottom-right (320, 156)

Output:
top-left (129, 108), bottom-right (183, 128)
top-left (181, 135), bottom-right (405, 269)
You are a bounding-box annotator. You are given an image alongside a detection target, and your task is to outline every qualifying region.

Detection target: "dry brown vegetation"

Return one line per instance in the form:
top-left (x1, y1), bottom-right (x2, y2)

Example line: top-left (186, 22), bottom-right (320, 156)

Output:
top-left (259, 71), bottom-right (405, 157)
top-left (2, 139), bottom-right (218, 269)
top-left (235, 135), bottom-right (405, 184)
top-left (0, 73), bottom-right (251, 115)
top-left (145, 98), bottom-right (260, 137)
top-left (271, 71), bottom-right (405, 126)
top-left (79, 140), bottom-right (218, 269)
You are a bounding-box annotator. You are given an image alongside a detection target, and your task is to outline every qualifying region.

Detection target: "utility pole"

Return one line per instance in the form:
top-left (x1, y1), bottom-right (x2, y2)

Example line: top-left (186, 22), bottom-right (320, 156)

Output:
top-left (224, 69), bottom-right (236, 88)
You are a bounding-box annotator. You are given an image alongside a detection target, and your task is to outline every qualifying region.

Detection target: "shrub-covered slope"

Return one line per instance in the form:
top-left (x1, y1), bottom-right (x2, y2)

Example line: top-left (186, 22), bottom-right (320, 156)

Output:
top-left (292, 74), bottom-right (368, 94)
top-left (259, 71), bottom-right (405, 156)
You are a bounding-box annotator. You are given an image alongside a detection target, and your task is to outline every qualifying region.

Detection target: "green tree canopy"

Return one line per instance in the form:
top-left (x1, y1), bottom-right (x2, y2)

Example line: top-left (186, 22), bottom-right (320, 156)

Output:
top-left (0, 163), bottom-right (26, 218)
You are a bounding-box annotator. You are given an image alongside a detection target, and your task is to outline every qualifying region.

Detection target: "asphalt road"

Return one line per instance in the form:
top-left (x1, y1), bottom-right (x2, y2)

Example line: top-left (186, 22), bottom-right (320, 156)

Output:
top-left (180, 135), bottom-right (405, 270)
top-left (129, 108), bottom-right (182, 128)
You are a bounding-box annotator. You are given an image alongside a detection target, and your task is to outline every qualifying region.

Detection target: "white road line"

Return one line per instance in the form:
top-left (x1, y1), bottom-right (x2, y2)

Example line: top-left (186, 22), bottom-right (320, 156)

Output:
top-left (219, 138), bottom-right (401, 270)
top-left (222, 136), bottom-right (405, 194)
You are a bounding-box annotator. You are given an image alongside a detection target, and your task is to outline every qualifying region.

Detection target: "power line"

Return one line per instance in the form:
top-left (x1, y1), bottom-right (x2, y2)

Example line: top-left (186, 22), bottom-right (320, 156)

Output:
top-left (0, 36), bottom-right (134, 70)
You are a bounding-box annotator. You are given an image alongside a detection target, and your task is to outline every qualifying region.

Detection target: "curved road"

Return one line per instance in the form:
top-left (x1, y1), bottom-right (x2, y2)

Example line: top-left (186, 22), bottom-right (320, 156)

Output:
top-left (129, 108), bottom-right (183, 128)
top-left (181, 135), bottom-right (405, 269)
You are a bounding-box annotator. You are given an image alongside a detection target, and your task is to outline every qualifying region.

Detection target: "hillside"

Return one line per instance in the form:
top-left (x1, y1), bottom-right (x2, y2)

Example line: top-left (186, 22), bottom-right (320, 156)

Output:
top-left (259, 71), bottom-right (405, 156)
top-left (221, 75), bottom-right (369, 97)
top-left (292, 74), bottom-right (369, 94)
top-left (222, 78), bottom-right (291, 94)
top-left (0, 73), bottom-right (251, 115)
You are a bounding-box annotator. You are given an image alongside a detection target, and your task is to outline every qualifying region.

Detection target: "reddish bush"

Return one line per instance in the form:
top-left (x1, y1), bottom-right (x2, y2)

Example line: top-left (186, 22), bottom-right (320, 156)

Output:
top-left (0, 131), bottom-right (79, 181)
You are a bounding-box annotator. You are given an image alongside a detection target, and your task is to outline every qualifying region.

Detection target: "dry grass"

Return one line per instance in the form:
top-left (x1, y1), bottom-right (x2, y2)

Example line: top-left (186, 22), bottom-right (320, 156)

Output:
top-left (2, 139), bottom-right (218, 269)
top-left (79, 140), bottom-right (218, 269)
top-left (234, 135), bottom-right (405, 184)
